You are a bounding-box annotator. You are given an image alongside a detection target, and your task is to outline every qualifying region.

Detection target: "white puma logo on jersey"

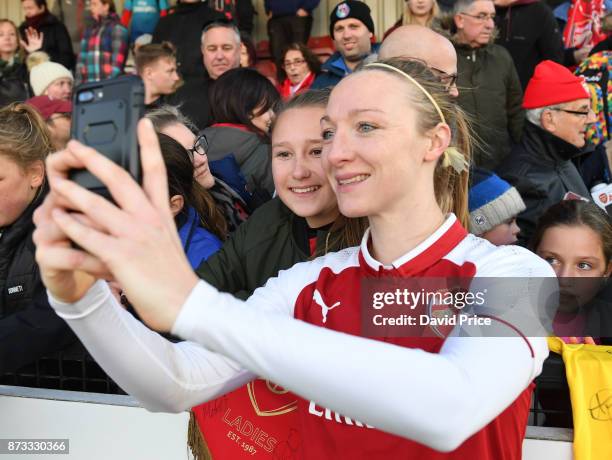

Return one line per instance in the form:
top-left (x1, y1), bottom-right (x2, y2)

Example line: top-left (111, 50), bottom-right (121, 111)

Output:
top-left (312, 289), bottom-right (341, 323)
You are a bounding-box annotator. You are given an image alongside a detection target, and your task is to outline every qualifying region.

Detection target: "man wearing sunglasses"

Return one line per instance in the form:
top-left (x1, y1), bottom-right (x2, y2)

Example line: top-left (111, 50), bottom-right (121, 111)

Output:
top-left (452, 0), bottom-right (524, 170)
top-left (378, 25), bottom-right (459, 98)
top-left (497, 60), bottom-right (598, 246)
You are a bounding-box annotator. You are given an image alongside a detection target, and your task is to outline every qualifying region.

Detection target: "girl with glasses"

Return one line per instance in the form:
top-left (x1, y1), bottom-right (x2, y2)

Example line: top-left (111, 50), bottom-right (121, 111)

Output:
top-left (37, 58), bottom-right (551, 459)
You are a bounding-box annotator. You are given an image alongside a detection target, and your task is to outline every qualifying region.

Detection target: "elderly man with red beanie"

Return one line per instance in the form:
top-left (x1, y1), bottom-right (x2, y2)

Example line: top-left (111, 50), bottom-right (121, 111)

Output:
top-left (496, 60), bottom-right (597, 247)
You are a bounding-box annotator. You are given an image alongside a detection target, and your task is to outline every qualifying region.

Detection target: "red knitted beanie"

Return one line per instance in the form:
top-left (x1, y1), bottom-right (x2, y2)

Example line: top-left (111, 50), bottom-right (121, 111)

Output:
top-left (522, 60), bottom-right (589, 109)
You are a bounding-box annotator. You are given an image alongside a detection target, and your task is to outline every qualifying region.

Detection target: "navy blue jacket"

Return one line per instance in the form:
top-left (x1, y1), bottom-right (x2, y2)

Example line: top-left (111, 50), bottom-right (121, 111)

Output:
top-left (264, 0), bottom-right (320, 17)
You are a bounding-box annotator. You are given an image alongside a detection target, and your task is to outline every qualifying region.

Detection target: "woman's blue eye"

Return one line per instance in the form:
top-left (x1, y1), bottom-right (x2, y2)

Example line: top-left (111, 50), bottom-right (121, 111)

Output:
top-left (358, 122), bottom-right (376, 133)
top-left (322, 129), bottom-right (334, 141)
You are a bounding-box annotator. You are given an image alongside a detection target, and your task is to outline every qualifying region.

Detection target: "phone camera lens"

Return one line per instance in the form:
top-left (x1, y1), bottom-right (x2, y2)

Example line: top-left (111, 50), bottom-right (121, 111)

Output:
top-left (78, 91), bottom-right (94, 103)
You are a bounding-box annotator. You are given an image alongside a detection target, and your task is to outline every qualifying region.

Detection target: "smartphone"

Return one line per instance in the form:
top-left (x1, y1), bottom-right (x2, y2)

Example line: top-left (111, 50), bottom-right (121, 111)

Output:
top-left (70, 75), bottom-right (145, 199)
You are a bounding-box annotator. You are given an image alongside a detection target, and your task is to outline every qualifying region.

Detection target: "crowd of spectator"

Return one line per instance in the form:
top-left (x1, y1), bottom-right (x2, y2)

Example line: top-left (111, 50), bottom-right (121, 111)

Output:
top-left (1, 0), bottom-right (612, 458)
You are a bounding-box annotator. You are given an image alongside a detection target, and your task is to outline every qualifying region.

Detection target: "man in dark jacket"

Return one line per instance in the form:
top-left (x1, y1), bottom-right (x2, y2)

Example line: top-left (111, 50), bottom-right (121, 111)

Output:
top-left (167, 20), bottom-right (241, 130)
top-left (19, 0), bottom-right (75, 70)
top-left (311, 1), bottom-right (378, 89)
top-left (494, 0), bottom-right (579, 89)
top-left (152, 0), bottom-right (224, 82)
top-left (453, 0), bottom-right (524, 169)
top-left (265, 0), bottom-right (320, 66)
top-left (497, 60), bottom-right (596, 246)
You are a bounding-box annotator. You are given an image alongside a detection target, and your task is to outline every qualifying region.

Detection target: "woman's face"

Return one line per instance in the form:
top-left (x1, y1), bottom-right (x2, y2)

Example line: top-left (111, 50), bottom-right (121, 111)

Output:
top-left (537, 224), bottom-right (611, 311)
top-left (251, 106), bottom-right (274, 134)
top-left (89, 0), bottom-right (109, 20)
top-left (407, 0), bottom-right (435, 17)
top-left (272, 107), bottom-right (339, 228)
top-left (160, 122), bottom-right (214, 189)
top-left (283, 49), bottom-right (310, 85)
top-left (45, 77), bottom-right (73, 100)
top-left (0, 155), bottom-right (43, 227)
top-left (0, 22), bottom-right (19, 56)
top-left (321, 71), bottom-right (443, 219)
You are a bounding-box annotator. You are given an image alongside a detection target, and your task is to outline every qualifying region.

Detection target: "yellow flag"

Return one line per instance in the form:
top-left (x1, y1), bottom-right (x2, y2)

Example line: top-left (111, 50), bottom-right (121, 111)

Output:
top-left (548, 337), bottom-right (612, 460)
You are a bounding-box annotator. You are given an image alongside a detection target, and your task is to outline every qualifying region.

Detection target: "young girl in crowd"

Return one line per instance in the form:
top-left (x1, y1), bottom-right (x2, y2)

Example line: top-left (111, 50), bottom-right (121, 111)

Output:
top-left (532, 199), bottom-right (612, 343)
top-left (0, 103), bottom-right (75, 375)
top-left (36, 58), bottom-right (552, 459)
top-left (0, 20), bottom-right (30, 106)
top-left (190, 90), bottom-right (366, 459)
top-left (203, 67), bottom-right (280, 202)
top-left (277, 43), bottom-right (321, 100)
top-left (145, 105), bottom-right (251, 232)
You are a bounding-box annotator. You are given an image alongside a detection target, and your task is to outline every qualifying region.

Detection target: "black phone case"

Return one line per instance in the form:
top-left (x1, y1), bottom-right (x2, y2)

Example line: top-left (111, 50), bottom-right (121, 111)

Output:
top-left (70, 75), bottom-right (145, 199)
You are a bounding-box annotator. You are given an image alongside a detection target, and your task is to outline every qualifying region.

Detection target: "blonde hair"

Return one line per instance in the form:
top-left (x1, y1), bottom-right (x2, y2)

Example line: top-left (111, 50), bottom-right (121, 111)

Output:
top-left (357, 58), bottom-right (472, 228)
top-left (0, 103), bottom-right (53, 170)
top-left (403, 0), bottom-right (440, 28)
top-left (0, 19), bottom-right (25, 61)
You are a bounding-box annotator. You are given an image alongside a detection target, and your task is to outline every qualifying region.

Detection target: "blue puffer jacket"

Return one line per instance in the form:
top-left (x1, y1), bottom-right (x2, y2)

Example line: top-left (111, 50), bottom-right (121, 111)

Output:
top-left (264, 0), bottom-right (320, 16)
top-left (178, 206), bottom-right (222, 269)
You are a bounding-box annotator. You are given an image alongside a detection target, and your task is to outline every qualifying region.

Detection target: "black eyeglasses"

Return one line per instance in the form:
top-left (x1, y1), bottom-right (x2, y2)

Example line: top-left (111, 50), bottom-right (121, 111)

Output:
top-left (401, 57), bottom-right (458, 90)
top-left (188, 134), bottom-right (208, 158)
top-left (548, 108), bottom-right (593, 118)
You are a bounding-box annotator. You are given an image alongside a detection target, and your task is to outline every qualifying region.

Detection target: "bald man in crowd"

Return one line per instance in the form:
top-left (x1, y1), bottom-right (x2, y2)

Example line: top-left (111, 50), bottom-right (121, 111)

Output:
top-left (378, 25), bottom-right (459, 97)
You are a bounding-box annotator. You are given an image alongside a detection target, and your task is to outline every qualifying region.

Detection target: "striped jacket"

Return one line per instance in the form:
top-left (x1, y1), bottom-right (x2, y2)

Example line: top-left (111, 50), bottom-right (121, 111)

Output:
top-left (76, 13), bottom-right (128, 83)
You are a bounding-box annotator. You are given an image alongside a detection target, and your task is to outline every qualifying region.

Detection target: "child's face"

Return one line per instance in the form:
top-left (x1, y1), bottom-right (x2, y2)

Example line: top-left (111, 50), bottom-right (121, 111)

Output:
top-left (481, 218), bottom-right (520, 246)
top-left (537, 224), bottom-right (611, 312)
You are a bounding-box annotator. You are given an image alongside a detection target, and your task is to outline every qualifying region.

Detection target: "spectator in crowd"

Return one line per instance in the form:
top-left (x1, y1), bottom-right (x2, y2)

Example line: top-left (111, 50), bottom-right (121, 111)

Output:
top-left (37, 58), bottom-right (551, 459)
top-left (497, 60), bottom-right (595, 246)
top-left (190, 89), bottom-right (367, 459)
top-left (26, 95), bottom-right (72, 150)
top-left (170, 21), bottom-right (241, 130)
top-left (76, 0), bottom-right (129, 83)
top-left (468, 168), bottom-right (525, 245)
top-left (277, 43), bottom-right (321, 99)
top-left (203, 67), bottom-right (279, 203)
top-left (493, 0), bottom-right (567, 89)
top-left (135, 41), bottom-right (179, 109)
top-left (146, 105), bottom-right (251, 232)
top-left (384, 0), bottom-right (441, 39)
top-left (157, 133), bottom-right (225, 268)
top-left (29, 61), bottom-right (73, 100)
top-left (532, 200), bottom-right (612, 341)
top-left (265, 0), bottom-right (320, 67)
top-left (0, 20), bottom-right (30, 107)
top-left (311, 1), bottom-right (378, 89)
top-left (379, 25), bottom-right (459, 97)
top-left (239, 31), bottom-right (257, 68)
top-left (451, 0), bottom-right (524, 169)
top-left (152, 0), bottom-right (224, 82)
top-left (50, 0), bottom-right (90, 54)
top-left (0, 103), bottom-right (75, 375)
top-left (120, 0), bottom-right (168, 44)
top-left (19, 0), bottom-right (75, 71)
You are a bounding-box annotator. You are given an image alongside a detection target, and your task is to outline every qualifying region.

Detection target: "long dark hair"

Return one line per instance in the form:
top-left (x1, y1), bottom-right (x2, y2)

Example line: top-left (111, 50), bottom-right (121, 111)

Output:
top-left (531, 200), bottom-right (612, 264)
top-left (209, 67), bottom-right (280, 139)
top-left (277, 42), bottom-right (321, 83)
top-left (157, 133), bottom-right (227, 240)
